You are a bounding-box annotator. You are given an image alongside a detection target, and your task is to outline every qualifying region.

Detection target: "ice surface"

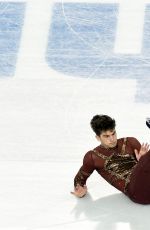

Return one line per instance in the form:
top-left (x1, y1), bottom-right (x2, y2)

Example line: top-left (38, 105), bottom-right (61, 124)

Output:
top-left (0, 161), bottom-right (150, 230)
top-left (0, 0), bottom-right (149, 229)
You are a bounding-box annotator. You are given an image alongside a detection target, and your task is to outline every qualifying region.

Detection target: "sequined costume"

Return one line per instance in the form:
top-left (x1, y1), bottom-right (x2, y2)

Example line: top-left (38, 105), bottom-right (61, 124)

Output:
top-left (74, 137), bottom-right (150, 204)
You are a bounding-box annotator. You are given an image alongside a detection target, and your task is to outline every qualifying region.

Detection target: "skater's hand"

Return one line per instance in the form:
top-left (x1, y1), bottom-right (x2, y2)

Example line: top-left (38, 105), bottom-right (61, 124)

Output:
top-left (134, 143), bottom-right (150, 161)
top-left (71, 184), bottom-right (87, 198)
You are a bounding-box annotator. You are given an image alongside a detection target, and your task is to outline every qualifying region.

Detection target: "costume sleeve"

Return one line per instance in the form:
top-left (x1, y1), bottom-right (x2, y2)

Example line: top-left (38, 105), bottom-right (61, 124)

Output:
top-left (74, 151), bottom-right (95, 187)
top-left (128, 137), bottom-right (141, 153)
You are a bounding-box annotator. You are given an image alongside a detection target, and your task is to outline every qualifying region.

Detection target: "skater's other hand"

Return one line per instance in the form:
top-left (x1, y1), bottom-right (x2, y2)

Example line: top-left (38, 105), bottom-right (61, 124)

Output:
top-left (71, 184), bottom-right (87, 198)
top-left (134, 143), bottom-right (150, 161)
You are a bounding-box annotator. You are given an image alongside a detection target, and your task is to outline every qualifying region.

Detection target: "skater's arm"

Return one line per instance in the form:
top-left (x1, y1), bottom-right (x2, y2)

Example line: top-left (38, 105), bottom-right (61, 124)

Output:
top-left (128, 137), bottom-right (141, 160)
top-left (71, 151), bottom-right (95, 198)
top-left (128, 137), bottom-right (150, 161)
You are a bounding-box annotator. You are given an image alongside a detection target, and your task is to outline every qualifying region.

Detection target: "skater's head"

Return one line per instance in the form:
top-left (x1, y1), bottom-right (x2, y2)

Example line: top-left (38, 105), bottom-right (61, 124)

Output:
top-left (90, 115), bottom-right (117, 148)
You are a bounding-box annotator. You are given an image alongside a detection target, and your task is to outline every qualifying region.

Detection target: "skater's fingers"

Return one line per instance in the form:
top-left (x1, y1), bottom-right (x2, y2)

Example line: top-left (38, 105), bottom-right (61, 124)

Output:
top-left (70, 190), bottom-right (86, 198)
top-left (141, 143), bottom-right (150, 151)
top-left (70, 191), bottom-right (75, 195)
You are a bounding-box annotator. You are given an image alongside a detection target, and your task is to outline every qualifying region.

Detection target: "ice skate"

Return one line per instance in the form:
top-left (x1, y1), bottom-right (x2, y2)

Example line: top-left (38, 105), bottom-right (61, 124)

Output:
top-left (146, 118), bottom-right (150, 128)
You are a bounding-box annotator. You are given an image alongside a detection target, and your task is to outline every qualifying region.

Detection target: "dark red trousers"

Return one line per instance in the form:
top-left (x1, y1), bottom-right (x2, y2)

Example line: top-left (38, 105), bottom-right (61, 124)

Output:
top-left (127, 151), bottom-right (150, 204)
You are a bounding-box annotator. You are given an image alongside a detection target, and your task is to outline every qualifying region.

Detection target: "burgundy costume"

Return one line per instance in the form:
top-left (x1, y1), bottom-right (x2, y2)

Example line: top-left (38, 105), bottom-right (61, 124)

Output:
top-left (74, 137), bottom-right (150, 204)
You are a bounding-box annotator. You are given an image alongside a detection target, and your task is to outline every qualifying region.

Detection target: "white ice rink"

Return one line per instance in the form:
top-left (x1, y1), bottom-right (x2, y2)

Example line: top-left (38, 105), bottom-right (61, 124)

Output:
top-left (0, 0), bottom-right (150, 229)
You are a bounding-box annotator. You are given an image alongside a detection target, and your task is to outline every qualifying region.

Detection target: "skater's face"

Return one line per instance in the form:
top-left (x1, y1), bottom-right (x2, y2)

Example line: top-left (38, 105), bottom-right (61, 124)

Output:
top-left (96, 129), bottom-right (117, 148)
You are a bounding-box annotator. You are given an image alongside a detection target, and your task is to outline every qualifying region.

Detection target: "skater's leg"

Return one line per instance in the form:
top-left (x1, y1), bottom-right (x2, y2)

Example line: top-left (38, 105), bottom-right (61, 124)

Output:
top-left (127, 151), bottom-right (150, 204)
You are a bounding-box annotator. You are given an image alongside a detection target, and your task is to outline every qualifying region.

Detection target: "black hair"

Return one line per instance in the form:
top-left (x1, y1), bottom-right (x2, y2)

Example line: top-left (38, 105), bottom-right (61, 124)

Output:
top-left (90, 114), bottom-right (116, 136)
